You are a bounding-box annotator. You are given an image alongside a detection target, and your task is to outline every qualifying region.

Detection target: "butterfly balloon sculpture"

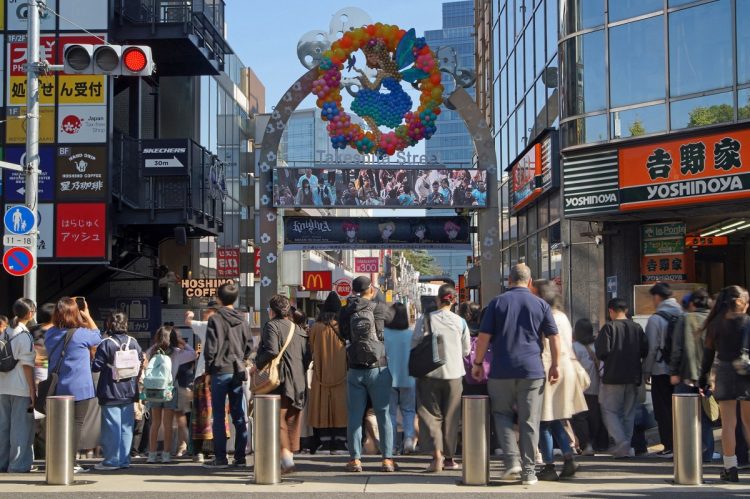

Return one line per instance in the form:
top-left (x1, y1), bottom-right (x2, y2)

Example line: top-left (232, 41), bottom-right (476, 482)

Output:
top-left (312, 24), bottom-right (443, 157)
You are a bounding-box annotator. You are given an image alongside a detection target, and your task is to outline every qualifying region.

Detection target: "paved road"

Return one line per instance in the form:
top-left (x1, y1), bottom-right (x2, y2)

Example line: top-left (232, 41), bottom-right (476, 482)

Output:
top-left (0, 454), bottom-right (746, 498)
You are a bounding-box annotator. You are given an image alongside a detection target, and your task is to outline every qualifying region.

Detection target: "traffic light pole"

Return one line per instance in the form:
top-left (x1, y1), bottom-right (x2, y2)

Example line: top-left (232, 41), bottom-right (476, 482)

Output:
top-left (24, 0), bottom-right (41, 304)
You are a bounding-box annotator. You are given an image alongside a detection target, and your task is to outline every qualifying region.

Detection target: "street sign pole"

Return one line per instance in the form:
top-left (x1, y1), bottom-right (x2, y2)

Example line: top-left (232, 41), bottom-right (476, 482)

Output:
top-left (24, 0), bottom-right (42, 304)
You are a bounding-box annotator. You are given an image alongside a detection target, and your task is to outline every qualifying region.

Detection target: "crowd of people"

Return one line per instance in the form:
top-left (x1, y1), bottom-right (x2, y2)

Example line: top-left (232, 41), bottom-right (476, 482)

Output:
top-left (273, 168), bottom-right (488, 208)
top-left (0, 273), bottom-right (749, 485)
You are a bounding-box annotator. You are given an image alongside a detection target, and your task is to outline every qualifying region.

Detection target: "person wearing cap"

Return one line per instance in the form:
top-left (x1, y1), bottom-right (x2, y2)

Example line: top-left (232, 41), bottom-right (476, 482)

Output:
top-left (643, 282), bottom-right (683, 459)
top-left (184, 300), bottom-right (219, 463)
top-left (339, 275), bottom-right (397, 473)
top-left (411, 284), bottom-right (471, 472)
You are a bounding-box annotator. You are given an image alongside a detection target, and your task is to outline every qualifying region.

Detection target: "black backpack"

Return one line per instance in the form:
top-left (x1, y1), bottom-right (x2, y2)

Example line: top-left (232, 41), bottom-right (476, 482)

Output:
top-left (655, 311), bottom-right (680, 364)
top-left (0, 330), bottom-right (30, 373)
top-left (348, 301), bottom-right (380, 366)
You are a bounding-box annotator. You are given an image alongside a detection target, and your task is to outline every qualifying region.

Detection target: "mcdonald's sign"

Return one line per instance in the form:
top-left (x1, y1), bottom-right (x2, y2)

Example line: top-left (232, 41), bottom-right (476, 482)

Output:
top-left (303, 271), bottom-right (332, 291)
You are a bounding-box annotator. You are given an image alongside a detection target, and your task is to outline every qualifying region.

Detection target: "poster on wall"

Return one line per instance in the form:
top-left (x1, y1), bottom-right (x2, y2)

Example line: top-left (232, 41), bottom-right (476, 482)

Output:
top-left (284, 216), bottom-right (471, 250)
top-left (641, 222), bottom-right (687, 283)
top-left (274, 167), bottom-right (487, 208)
top-left (4, 203), bottom-right (53, 257)
top-left (6, 106), bottom-right (55, 143)
top-left (7, 34), bottom-right (57, 105)
top-left (4, 146), bottom-right (55, 201)
top-left (57, 105), bottom-right (107, 143)
top-left (56, 145), bottom-right (107, 200)
top-left (55, 202), bottom-right (106, 258)
top-left (7, 0), bottom-right (57, 31)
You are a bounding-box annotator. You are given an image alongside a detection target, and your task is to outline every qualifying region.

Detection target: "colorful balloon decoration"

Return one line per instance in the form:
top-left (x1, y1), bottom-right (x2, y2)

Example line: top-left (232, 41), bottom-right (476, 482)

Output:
top-left (313, 24), bottom-right (443, 157)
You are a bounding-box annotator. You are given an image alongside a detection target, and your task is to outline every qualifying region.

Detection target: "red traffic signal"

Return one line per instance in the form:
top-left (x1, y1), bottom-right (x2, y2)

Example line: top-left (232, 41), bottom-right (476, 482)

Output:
top-left (123, 47), bottom-right (148, 73)
top-left (62, 44), bottom-right (154, 76)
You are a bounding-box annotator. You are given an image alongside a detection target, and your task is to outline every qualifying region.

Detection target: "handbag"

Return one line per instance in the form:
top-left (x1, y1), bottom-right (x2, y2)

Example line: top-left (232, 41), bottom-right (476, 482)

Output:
top-left (408, 313), bottom-right (446, 378)
top-left (702, 392), bottom-right (720, 422)
top-left (250, 321), bottom-right (295, 395)
top-left (35, 328), bottom-right (76, 415)
top-left (572, 358), bottom-right (591, 391)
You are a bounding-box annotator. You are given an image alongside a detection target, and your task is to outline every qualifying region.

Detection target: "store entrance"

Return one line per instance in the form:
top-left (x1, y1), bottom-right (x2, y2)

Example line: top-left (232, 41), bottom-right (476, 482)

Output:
top-left (689, 218), bottom-right (750, 295)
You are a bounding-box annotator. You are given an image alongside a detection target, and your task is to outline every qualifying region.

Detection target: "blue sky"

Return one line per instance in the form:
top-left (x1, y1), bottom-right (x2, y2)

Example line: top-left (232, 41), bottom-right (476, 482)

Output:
top-left (224, 1), bottom-right (444, 109)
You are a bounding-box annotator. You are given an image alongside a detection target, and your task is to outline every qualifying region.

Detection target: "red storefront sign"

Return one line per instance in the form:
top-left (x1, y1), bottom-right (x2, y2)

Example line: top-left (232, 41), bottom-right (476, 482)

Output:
top-left (216, 247), bottom-right (240, 278)
top-left (354, 257), bottom-right (379, 273)
top-left (254, 248), bottom-right (261, 278)
top-left (55, 203), bottom-right (106, 258)
top-left (303, 271), bottom-right (332, 291)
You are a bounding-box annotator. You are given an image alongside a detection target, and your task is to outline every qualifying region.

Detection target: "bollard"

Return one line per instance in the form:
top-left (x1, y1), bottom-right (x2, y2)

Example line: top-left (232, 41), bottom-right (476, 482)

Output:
top-left (462, 395), bottom-right (489, 486)
top-left (254, 394), bottom-right (281, 485)
top-left (672, 393), bottom-right (702, 485)
top-left (46, 395), bottom-right (75, 485)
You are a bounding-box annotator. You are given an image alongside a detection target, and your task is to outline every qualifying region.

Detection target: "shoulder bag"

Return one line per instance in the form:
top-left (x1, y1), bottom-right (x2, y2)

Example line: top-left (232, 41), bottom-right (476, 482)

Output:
top-left (408, 313), bottom-right (446, 378)
top-left (35, 328), bottom-right (76, 415)
top-left (250, 321), bottom-right (295, 395)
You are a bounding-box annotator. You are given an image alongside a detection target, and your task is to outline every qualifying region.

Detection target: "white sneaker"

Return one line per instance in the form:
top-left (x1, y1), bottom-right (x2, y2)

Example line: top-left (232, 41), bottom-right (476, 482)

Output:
top-left (493, 448), bottom-right (504, 456)
top-left (93, 463), bottom-right (119, 471)
top-left (501, 465), bottom-right (522, 480)
top-left (146, 452), bottom-right (158, 464)
top-left (193, 452), bottom-right (205, 463)
top-left (522, 471), bottom-right (538, 485)
top-left (73, 465), bottom-right (89, 473)
top-left (402, 437), bottom-right (416, 454)
top-left (161, 452), bottom-right (171, 463)
top-left (582, 445), bottom-right (595, 456)
top-left (535, 451), bottom-right (544, 465)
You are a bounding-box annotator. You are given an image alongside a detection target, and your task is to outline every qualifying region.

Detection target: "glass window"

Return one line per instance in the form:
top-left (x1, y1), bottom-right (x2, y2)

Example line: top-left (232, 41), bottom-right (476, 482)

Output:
top-left (608, 0), bottom-right (662, 22)
top-left (500, 67), bottom-right (507, 122)
top-left (515, 0), bottom-right (524, 40)
top-left (518, 213), bottom-right (527, 238)
top-left (548, 55), bottom-right (559, 128)
top-left (549, 191), bottom-right (560, 222)
top-left (534, 8), bottom-right (545, 78)
top-left (561, 0), bottom-right (604, 36)
top-left (528, 204), bottom-right (538, 233)
top-left (561, 113), bottom-right (608, 146)
top-left (670, 91), bottom-right (734, 130)
top-left (527, 233), bottom-right (539, 277)
top-left (561, 30), bottom-right (606, 117)
top-left (535, 76), bottom-right (547, 134)
top-left (499, 7), bottom-right (508, 66)
top-left (508, 52), bottom-right (516, 106)
top-left (526, 88), bottom-right (536, 141)
top-left (539, 196), bottom-right (549, 227)
top-left (493, 20), bottom-right (501, 78)
top-left (611, 103), bottom-right (666, 139)
top-left (669, 0), bottom-right (732, 97)
top-left (738, 0), bottom-right (750, 85)
top-left (517, 101), bottom-right (527, 153)
top-left (518, 239), bottom-right (527, 263)
top-left (669, 0), bottom-right (700, 6)
top-left (525, 26), bottom-right (534, 90)
top-left (540, 229), bottom-right (550, 280)
top-left (516, 42), bottom-right (525, 103)
top-left (740, 88), bottom-right (750, 120)
top-left (610, 16), bottom-right (665, 107)
top-left (494, 76), bottom-right (502, 132)
top-left (509, 110), bottom-right (517, 161)
top-left (546, 0), bottom-right (558, 61)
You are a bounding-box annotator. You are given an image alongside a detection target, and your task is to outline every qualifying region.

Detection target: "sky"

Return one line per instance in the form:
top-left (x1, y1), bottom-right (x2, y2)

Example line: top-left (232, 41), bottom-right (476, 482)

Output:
top-left (224, 1), bottom-right (445, 109)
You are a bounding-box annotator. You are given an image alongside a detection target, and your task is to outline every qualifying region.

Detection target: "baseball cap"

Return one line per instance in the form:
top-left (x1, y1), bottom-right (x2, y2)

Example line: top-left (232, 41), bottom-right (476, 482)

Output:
top-left (352, 276), bottom-right (372, 293)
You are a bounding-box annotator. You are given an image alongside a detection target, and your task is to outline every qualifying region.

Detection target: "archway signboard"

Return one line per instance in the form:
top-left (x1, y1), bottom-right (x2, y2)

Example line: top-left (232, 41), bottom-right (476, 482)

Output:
top-left (255, 9), bottom-right (501, 321)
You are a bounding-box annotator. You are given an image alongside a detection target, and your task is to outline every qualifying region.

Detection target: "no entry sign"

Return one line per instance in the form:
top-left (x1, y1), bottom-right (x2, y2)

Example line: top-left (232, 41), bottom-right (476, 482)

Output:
top-left (334, 278), bottom-right (352, 299)
top-left (3, 247), bottom-right (34, 276)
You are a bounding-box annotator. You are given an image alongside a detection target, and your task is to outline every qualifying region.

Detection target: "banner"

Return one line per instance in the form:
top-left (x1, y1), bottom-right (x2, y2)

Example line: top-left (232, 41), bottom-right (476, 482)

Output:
top-left (641, 222), bottom-right (687, 283)
top-left (354, 257), bottom-right (380, 273)
top-left (284, 216), bottom-right (471, 250)
top-left (273, 167), bottom-right (487, 208)
top-left (55, 202), bottom-right (106, 258)
top-left (216, 247), bottom-right (240, 278)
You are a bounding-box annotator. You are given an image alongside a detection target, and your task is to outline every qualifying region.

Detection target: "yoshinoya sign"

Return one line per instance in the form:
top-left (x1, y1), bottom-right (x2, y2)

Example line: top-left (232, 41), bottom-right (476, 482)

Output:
top-left (284, 216), bottom-right (471, 250)
top-left (620, 128), bottom-right (750, 210)
top-left (508, 132), bottom-right (559, 214)
top-left (142, 139), bottom-right (189, 176)
top-left (562, 149), bottom-right (620, 216)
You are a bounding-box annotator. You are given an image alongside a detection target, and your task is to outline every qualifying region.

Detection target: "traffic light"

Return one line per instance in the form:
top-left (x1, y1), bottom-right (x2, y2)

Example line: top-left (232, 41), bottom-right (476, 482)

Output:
top-left (62, 44), bottom-right (154, 76)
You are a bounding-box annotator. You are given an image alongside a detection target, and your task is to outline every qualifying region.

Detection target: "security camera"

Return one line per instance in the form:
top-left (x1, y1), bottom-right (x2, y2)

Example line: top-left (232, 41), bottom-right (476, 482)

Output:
top-left (594, 235), bottom-right (603, 246)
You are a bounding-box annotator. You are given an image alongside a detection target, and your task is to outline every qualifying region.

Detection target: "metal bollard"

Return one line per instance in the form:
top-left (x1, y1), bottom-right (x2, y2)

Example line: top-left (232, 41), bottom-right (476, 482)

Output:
top-left (672, 393), bottom-right (702, 485)
top-left (46, 395), bottom-right (75, 485)
top-left (254, 394), bottom-right (281, 485)
top-left (462, 395), bottom-right (489, 486)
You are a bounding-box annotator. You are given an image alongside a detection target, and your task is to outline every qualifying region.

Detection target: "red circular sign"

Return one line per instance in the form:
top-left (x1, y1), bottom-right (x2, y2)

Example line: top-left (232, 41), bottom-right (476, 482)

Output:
top-left (334, 278), bottom-right (352, 298)
top-left (3, 247), bottom-right (34, 277)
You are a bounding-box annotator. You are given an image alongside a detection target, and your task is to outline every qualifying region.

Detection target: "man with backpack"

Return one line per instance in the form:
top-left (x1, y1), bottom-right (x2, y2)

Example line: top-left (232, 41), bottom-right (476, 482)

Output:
top-left (643, 282), bottom-right (683, 458)
top-left (203, 282), bottom-right (252, 469)
top-left (339, 276), bottom-right (396, 473)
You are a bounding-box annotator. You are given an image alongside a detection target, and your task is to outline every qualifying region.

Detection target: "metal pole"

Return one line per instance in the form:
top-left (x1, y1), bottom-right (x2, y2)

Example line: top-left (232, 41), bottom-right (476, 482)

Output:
top-left (46, 395), bottom-right (75, 485)
top-left (462, 395), bottom-right (489, 486)
top-left (24, 0), bottom-right (41, 304)
top-left (254, 394), bottom-right (280, 485)
top-left (672, 393), bottom-right (702, 485)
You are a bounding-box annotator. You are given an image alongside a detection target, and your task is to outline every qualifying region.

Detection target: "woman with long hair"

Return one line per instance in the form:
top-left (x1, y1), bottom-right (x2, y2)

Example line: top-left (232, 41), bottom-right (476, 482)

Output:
top-left (700, 285), bottom-right (750, 482)
top-left (384, 302), bottom-right (417, 454)
top-left (534, 281), bottom-right (587, 481)
top-left (571, 318), bottom-right (608, 455)
top-left (0, 298), bottom-right (36, 473)
top-left (254, 294), bottom-right (311, 474)
top-left (308, 292), bottom-right (348, 455)
top-left (45, 296), bottom-right (102, 473)
top-left (145, 325), bottom-right (196, 464)
top-left (295, 179), bottom-right (315, 205)
top-left (411, 285), bottom-right (471, 472)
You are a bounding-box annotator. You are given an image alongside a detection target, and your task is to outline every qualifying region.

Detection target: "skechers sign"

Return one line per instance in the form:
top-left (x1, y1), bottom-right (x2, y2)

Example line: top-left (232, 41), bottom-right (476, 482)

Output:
top-left (619, 128), bottom-right (750, 211)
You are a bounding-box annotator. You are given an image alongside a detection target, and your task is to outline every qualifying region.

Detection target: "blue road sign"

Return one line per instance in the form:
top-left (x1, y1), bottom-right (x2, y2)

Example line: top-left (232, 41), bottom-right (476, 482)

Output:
top-left (3, 247), bottom-right (34, 277)
top-left (4, 205), bottom-right (35, 235)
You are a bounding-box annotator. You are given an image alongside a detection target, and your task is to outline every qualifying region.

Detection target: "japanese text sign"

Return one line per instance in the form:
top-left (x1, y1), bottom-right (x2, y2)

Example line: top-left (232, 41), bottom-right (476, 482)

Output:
top-left (56, 146), bottom-right (107, 200)
top-left (55, 203), bottom-right (106, 258)
top-left (4, 146), bottom-right (54, 201)
top-left (620, 128), bottom-right (750, 210)
top-left (685, 235), bottom-right (728, 247)
top-left (354, 257), bottom-right (380, 273)
top-left (641, 222), bottom-right (687, 283)
top-left (6, 106), bottom-right (55, 143)
top-left (216, 247), bottom-right (240, 278)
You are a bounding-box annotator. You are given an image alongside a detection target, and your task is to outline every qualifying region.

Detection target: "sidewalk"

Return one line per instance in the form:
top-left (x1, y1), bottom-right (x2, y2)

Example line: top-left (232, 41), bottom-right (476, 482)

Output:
top-left (0, 453), bottom-right (745, 498)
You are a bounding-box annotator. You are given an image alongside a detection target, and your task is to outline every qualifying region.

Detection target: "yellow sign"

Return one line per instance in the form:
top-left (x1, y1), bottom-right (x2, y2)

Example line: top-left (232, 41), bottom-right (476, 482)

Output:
top-left (8, 75), bottom-right (55, 105)
top-left (58, 75), bottom-right (106, 104)
top-left (0, 2), bottom-right (5, 30)
top-left (6, 106), bottom-right (55, 143)
top-left (386, 290), bottom-right (393, 303)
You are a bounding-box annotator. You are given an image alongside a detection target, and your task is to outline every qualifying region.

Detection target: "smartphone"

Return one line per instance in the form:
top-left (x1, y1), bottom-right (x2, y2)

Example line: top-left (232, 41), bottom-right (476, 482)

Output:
top-left (74, 296), bottom-right (86, 311)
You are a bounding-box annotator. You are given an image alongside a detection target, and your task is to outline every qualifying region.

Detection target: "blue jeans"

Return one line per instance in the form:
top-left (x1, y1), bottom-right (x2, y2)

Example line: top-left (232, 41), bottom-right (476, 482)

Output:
top-left (0, 394), bottom-right (34, 472)
top-left (390, 386), bottom-right (416, 451)
top-left (674, 383), bottom-right (715, 461)
top-left (210, 373), bottom-right (247, 463)
top-left (539, 420), bottom-right (573, 464)
top-left (100, 403), bottom-right (134, 468)
top-left (347, 367), bottom-right (393, 460)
